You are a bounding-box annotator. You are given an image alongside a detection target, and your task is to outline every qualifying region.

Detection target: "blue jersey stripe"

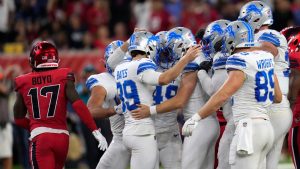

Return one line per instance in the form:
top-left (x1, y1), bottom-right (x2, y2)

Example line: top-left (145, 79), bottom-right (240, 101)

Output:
top-left (226, 60), bottom-right (246, 68)
top-left (184, 62), bottom-right (199, 71)
top-left (227, 57), bottom-right (246, 63)
top-left (283, 68), bottom-right (290, 77)
top-left (137, 62), bottom-right (158, 75)
top-left (258, 33), bottom-right (280, 47)
top-left (86, 78), bottom-right (99, 90)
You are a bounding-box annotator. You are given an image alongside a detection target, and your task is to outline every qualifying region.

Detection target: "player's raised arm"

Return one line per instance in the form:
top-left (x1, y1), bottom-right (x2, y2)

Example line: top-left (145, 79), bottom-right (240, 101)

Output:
top-left (132, 71), bottom-right (197, 119)
top-left (65, 75), bottom-right (108, 151)
top-left (157, 45), bottom-right (201, 85)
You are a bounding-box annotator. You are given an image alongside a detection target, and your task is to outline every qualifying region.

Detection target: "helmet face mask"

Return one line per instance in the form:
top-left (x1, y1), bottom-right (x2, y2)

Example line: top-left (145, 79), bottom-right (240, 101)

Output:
top-left (104, 40), bottom-right (124, 74)
top-left (30, 41), bottom-right (59, 70)
top-left (202, 19), bottom-right (230, 58)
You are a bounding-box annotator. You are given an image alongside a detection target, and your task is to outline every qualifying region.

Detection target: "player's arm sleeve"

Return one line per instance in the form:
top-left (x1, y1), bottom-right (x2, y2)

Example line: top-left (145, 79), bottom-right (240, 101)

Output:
top-left (137, 61), bottom-right (161, 85)
top-left (226, 56), bottom-right (247, 72)
top-left (107, 47), bottom-right (126, 70)
top-left (257, 31), bottom-right (281, 47)
top-left (65, 74), bottom-right (98, 131)
top-left (13, 92), bottom-right (30, 130)
top-left (197, 70), bottom-right (214, 96)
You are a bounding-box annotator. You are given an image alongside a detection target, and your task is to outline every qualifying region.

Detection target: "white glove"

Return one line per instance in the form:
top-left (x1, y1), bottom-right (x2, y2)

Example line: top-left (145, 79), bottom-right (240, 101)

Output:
top-left (182, 113), bottom-right (201, 137)
top-left (92, 129), bottom-right (108, 151)
top-left (114, 104), bottom-right (123, 115)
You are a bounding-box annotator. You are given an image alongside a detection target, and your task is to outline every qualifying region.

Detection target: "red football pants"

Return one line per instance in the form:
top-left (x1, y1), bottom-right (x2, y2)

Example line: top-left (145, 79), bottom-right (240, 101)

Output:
top-left (29, 133), bottom-right (69, 169)
top-left (288, 126), bottom-right (300, 169)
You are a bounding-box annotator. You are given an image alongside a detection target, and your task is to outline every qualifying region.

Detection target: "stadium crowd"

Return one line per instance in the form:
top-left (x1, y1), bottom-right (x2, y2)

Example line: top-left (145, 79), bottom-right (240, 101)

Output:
top-left (0, 0), bottom-right (298, 53)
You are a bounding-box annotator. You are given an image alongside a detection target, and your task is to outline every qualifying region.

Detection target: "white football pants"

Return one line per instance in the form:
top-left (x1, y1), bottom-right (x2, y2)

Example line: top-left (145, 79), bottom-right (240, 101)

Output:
top-left (182, 116), bottom-right (220, 169)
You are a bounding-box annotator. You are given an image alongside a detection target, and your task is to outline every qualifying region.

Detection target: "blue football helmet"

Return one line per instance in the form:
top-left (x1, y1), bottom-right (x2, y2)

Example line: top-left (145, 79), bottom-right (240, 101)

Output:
top-left (128, 31), bottom-right (153, 54)
top-left (238, 1), bottom-right (263, 31)
top-left (166, 27), bottom-right (196, 62)
top-left (202, 19), bottom-right (230, 58)
top-left (152, 31), bottom-right (175, 69)
top-left (104, 40), bottom-right (124, 73)
top-left (251, 1), bottom-right (273, 26)
top-left (223, 21), bottom-right (256, 54)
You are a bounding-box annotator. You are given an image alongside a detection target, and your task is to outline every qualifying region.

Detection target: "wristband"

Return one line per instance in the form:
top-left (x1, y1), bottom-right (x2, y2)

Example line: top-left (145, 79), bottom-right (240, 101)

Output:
top-left (149, 106), bottom-right (157, 115)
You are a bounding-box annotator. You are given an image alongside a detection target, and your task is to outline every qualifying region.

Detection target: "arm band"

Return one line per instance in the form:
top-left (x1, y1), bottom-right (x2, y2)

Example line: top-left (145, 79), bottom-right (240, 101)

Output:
top-left (72, 99), bottom-right (97, 131)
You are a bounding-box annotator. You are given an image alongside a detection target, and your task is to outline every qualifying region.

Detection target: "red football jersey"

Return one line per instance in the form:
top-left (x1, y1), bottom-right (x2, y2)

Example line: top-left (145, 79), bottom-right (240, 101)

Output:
top-left (15, 68), bottom-right (74, 131)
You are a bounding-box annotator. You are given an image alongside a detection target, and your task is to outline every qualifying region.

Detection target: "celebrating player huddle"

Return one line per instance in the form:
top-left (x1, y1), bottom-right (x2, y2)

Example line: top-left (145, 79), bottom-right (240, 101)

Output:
top-left (13, 1), bottom-right (300, 169)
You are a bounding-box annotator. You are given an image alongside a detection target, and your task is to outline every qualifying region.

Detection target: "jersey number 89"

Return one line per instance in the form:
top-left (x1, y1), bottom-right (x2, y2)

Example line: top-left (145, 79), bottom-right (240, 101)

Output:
top-left (254, 69), bottom-right (274, 102)
top-left (117, 80), bottom-right (140, 111)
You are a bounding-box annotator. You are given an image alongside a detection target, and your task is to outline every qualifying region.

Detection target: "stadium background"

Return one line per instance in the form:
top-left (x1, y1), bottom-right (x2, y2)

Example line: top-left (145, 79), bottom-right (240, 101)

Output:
top-left (0, 0), bottom-right (297, 168)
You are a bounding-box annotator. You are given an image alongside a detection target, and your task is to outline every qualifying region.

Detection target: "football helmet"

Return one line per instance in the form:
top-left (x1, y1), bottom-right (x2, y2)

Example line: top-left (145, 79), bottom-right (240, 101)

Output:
top-left (202, 19), bottom-right (230, 58)
top-left (166, 27), bottom-right (196, 61)
top-left (238, 1), bottom-right (263, 31)
top-left (252, 1), bottom-right (273, 26)
top-left (29, 41), bottom-right (59, 69)
top-left (128, 31), bottom-right (154, 56)
top-left (223, 21), bottom-right (256, 54)
top-left (104, 40), bottom-right (124, 73)
top-left (152, 31), bottom-right (175, 69)
top-left (288, 33), bottom-right (300, 68)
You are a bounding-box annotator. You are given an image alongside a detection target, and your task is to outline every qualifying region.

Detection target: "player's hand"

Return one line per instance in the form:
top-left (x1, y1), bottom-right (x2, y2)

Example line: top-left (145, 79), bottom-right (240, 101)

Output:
top-left (182, 113), bottom-right (201, 136)
top-left (131, 104), bottom-right (150, 119)
top-left (114, 104), bottom-right (124, 115)
top-left (182, 45), bottom-right (201, 62)
top-left (198, 60), bottom-right (212, 72)
top-left (92, 129), bottom-right (108, 151)
top-left (134, 28), bottom-right (147, 32)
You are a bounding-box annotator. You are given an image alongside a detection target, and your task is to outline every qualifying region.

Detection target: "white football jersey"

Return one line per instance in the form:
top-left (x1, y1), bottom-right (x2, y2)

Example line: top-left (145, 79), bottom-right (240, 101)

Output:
top-left (153, 67), bottom-right (181, 133)
top-left (86, 72), bottom-right (125, 136)
top-left (255, 29), bottom-right (289, 95)
top-left (183, 53), bottom-right (211, 120)
top-left (114, 58), bottom-right (159, 136)
top-left (226, 50), bottom-right (275, 123)
top-left (212, 52), bottom-right (232, 121)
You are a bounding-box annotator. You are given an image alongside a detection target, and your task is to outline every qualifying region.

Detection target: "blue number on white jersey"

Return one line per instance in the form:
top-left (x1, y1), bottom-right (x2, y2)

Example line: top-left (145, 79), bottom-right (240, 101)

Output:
top-left (254, 69), bottom-right (274, 102)
top-left (117, 80), bottom-right (141, 111)
top-left (153, 85), bottom-right (178, 105)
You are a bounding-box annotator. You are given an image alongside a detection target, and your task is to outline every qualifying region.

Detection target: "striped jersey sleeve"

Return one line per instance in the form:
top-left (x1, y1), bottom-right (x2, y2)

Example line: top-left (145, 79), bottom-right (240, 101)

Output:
top-left (226, 55), bottom-right (247, 71)
top-left (86, 75), bottom-right (100, 90)
top-left (137, 60), bottom-right (158, 75)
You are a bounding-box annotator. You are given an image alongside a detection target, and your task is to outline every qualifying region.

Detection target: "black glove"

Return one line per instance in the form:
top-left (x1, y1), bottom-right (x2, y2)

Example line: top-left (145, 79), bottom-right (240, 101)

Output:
top-left (198, 60), bottom-right (212, 72)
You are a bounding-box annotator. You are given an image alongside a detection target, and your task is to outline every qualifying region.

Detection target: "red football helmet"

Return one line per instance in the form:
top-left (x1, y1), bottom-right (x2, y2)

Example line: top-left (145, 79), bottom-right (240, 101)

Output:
top-left (280, 26), bottom-right (300, 41)
top-left (29, 41), bottom-right (59, 69)
top-left (288, 33), bottom-right (300, 69)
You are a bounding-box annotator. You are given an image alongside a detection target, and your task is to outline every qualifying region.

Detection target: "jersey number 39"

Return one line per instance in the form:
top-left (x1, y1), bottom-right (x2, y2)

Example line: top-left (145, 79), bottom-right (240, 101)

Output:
top-left (117, 80), bottom-right (140, 111)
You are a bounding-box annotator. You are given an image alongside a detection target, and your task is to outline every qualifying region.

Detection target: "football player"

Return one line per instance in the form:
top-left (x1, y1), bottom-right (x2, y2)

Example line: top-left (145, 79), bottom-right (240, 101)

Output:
top-left (114, 31), bottom-right (199, 169)
top-left (281, 26), bottom-right (300, 169)
top-left (132, 27), bottom-right (219, 169)
top-left (13, 41), bottom-right (107, 169)
top-left (86, 40), bottom-right (131, 169)
top-left (239, 2), bottom-right (292, 168)
top-left (197, 19), bottom-right (234, 169)
top-left (182, 21), bottom-right (282, 169)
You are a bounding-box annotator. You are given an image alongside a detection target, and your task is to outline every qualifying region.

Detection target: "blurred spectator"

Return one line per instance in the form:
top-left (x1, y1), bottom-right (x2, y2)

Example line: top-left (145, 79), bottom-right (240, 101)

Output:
top-left (272, 0), bottom-right (294, 31)
top-left (65, 0), bottom-right (88, 23)
top-left (83, 32), bottom-right (94, 50)
top-left (109, 0), bottom-right (131, 34)
top-left (149, 0), bottom-right (172, 33)
top-left (67, 14), bottom-right (87, 49)
top-left (181, 0), bottom-right (219, 33)
top-left (133, 0), bottom-right (151, 30)
top-left (164, 0), bottom-right (182, 27)
top-left (291, 0), bottom-right (300, 26)
top-left (93, 25), bottom-right (111, 50)
top-left (218, 2), bottom-right (239, 21)
top-left (86, 0), bottom-right (110, 34)
top-left (113, 22), bottom-right (129, 41)
top-left (0, 67), bottom-right (13, 169)
top-left (0, 0), bottom-right (15, 50)
top-left (50, 21), bottom-right (69, 49)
